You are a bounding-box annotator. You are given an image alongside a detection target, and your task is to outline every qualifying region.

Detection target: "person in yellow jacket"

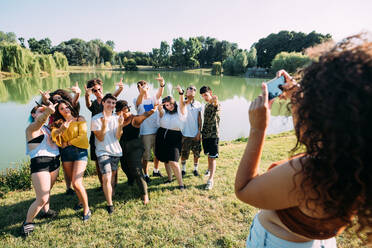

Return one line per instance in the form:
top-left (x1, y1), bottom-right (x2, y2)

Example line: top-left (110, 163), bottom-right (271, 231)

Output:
top-left (51, 99), bottom-right (91, 221)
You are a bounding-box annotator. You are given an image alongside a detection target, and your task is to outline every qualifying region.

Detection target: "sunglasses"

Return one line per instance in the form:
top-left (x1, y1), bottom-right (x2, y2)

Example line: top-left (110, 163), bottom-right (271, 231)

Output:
top-left (92, 88), bottom-right (101, 93)
top-left (187, 87), bottom-right (196, 91)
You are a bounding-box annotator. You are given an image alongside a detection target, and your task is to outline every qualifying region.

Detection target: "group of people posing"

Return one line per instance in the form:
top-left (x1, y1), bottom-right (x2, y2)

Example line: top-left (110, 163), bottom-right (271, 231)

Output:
top-left (22, 74), bottom-right (221, 236)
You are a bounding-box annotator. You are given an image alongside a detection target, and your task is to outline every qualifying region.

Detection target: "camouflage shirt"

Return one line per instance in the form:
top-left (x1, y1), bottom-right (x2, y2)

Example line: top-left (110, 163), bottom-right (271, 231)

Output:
top-left (201, 103), bottom-right (221, 139)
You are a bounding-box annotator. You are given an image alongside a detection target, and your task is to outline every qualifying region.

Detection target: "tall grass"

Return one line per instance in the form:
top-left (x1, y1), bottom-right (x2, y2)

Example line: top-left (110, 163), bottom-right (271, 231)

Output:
top-left (0, 42), bottom-right (68, 76)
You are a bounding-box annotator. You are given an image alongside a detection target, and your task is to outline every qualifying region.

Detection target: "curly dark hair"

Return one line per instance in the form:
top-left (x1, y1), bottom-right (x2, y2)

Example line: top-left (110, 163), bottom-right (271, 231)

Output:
top-left (49, 89), bottom-right (80, 113)
top-left (290, 35), bottom-right (372, 241)
top-left (51, 99), bottom-right (79, 128)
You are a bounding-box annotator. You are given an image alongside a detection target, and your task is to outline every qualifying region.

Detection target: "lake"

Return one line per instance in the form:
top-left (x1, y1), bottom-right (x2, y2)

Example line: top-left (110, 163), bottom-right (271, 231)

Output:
top-left (0, 71), bottom-right (293, 170)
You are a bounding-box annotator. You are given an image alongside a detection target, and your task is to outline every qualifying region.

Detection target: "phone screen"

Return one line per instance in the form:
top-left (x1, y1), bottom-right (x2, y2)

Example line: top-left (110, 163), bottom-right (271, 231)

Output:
top-left (266, 76), bottom-right (285, 100)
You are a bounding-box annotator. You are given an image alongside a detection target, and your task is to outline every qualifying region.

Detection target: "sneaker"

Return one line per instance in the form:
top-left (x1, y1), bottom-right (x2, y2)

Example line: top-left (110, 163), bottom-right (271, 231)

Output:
top-left (107, 205), bottom-right (114, 214)
top-left (39, 209), bottom-right (58, 219)
top-left (164, 178), bottom-right (173, 184)
top-left (144, 175), bottom-right (151, 183)
top-left (205, 180), bottom-right (213, 190)
top-left (181, 170), bottom-right (186, 177)
top-left (82, 210), bottom-right (91, 222)
top-left (178, 185), bottom-right (186, 191)
top-left (65, 188), bottom-right (75, 195)
top-left (22, 222), bottom-right (35, 236)
top-left (204, 170), bottom-right (210, 177)
top-left (193, 170), bottom-right (199, 176)
top-left (152, 171), bottom-right (163, 177)
top-left (73, 203), bottom-right (83, 211)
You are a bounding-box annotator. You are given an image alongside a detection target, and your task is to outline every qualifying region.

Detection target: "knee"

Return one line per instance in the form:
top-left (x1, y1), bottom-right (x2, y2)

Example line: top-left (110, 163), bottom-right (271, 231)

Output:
top-left (72, 180), bottom-right (81, 190)
top-left (37, 194), bottom-right (49, 206)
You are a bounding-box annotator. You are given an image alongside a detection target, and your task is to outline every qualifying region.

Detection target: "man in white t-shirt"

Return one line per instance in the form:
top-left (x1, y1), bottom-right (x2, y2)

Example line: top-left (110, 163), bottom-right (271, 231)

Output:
top-left (133, 74), bottom-right (165, 182)
top-left (181, 85), bottom-right (203, 177)
top-left (91, 93), bottom-right (124, 214)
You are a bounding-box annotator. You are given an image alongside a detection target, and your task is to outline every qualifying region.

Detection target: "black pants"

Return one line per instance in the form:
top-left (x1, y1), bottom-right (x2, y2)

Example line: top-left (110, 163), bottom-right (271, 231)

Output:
top-left (120, 138), bottom-right (147, 196)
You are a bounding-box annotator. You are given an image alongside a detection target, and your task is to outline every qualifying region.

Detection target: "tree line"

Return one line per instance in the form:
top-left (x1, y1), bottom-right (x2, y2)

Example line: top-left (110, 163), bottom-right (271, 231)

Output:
top-left (1, 30), bottom-right (332, 75)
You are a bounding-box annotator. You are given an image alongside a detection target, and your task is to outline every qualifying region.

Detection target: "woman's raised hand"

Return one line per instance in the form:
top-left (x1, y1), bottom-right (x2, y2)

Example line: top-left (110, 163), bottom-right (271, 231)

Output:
top-left (176, 85), bottom-right (184, 94)
top-left (249, 83), bottom-right (272, 131)
top-left (70, 82), bottom-right (81, 94)
top-left (39, 89), bottom-right (50, 103)
top-left (276, 69), bottom-right (300, 100)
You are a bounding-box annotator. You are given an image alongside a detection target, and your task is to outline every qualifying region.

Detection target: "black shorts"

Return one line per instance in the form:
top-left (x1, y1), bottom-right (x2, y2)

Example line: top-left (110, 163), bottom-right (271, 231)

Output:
top-left (89, 132), bottom-right (97, 161)
top-left (30, 156), bottom-right (60, 174)
top-left (202, 138), bottom-right (219, 158)
top-left (155, 127), bottom-right (182, 163)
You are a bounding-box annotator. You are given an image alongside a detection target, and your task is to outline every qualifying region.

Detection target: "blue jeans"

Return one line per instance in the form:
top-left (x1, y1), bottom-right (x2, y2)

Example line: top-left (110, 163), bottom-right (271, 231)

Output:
top-left (246, 215), bottom-right (337, 248)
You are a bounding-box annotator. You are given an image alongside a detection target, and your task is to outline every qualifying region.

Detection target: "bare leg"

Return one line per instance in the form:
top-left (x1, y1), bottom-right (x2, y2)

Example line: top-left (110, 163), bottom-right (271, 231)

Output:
top-left (168, 161), bottom-right (183, 187)
top-left (102, 172), bottom-right (113, 206)
top-left (26, 171), bottom-right (51, 223)
top-left (111, 170), bottom-right (117, 196)
top-left (208, 157), bottom-right (216, 181)
top-left (142, 159), bottom-right (149, 175)
top-left (42, 167), bottom-right (59, 212)
top-left (62, 164), bottom-right (72, 190)
top-left (153, 157), bottom-right (159, 170)
top-left (165, 163), bottom-right (172, 181)
top-left (95, 160), bottom-right (103, 187)
top-left (71, 161), bottom-right (89, 215)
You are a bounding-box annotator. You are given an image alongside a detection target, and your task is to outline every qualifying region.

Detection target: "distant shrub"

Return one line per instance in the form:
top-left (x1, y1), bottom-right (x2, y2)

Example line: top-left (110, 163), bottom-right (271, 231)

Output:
top-left (0, 163), bottom-right (31, 197)
top-left (124, 58), bottom-right (138, 71)
top-left (211, 62), bottom-right (222, 75)
top-left (271, 51), bottom-right (312, 74)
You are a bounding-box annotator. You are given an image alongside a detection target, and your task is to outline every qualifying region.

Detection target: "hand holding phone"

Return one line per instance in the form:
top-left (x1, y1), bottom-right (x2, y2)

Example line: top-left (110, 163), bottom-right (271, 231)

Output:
top-left (266, 76), bottom-right (285, 100)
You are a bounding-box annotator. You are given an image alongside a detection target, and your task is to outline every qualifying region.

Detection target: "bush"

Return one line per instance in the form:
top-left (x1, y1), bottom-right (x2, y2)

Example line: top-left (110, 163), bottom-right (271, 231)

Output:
top-left (124, 58), bottom-right (138, 71)
top-left (222, 51), bottom-right (248, 76)
top-left (271, 51), bottom-right (312, 74)
top-left (211, 62), bottom-right (222, 75)
top-left (0, 163), bottom-right (31, 197)
top-left (104, 61), bottom-right (112, 67)
top-left (53, 52), bottom-right (68, 71)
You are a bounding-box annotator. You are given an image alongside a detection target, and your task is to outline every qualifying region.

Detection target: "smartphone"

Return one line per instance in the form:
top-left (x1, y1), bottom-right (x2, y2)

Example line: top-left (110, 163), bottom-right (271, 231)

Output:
top-left (266, 76), bottom-right (285, 100)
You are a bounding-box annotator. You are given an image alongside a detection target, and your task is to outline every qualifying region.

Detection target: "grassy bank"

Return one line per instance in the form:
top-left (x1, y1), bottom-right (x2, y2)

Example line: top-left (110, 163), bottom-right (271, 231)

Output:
top-left (0, 132), bottom-right (362, 247)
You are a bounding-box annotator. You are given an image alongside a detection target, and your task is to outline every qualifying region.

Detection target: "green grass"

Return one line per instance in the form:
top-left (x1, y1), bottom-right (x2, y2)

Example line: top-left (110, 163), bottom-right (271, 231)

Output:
top-left (0, 132), bottom-right (363, 247)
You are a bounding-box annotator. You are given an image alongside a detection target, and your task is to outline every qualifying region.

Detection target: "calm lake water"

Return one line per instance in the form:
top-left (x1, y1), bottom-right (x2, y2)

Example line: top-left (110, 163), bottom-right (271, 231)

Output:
top-left (0, 71), bottom-right (293, 170)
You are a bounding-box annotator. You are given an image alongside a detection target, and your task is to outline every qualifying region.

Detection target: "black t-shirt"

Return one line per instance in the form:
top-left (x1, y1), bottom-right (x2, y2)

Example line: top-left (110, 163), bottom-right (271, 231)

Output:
top-left (88, 99), bottom-right (103, 117)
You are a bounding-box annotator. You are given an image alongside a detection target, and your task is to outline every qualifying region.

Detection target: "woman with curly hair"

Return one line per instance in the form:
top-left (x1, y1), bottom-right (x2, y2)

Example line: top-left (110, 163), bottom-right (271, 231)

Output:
top-left (51, 99), bottom-right (91, 221)
top-left (235, 35), bottom-right (372, 247)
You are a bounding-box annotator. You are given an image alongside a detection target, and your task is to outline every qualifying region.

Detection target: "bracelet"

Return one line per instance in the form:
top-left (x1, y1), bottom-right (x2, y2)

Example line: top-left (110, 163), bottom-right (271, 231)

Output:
top-left (179, 89), bottom-right (184, 95)
top-left (160, 83), bottom-right (165, 88)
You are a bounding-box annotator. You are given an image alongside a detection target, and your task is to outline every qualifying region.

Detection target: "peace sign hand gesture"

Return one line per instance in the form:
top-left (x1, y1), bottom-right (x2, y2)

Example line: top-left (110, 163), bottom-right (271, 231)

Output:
top-left (70, 82), bottom-right (81, 94)
top-left (84, 85), bottom-right (92, 96)
top-left (155, 73), bottom-right (165, 87)
top-left (39, 89), bottom-right (51, 103)
top-left (116, 78), bottom-right (124, 90)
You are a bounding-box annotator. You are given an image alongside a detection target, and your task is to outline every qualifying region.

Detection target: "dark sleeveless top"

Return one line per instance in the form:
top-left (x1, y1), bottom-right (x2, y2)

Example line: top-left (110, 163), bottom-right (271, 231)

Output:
top-left (120, 122), bottom-right (140, 143)
top-left (269, 156), bottom-right (351, 239)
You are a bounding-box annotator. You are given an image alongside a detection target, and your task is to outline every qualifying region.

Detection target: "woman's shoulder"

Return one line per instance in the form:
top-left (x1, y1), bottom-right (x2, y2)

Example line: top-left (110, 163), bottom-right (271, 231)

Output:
top-left (77, 116), bottom-right (86, 122)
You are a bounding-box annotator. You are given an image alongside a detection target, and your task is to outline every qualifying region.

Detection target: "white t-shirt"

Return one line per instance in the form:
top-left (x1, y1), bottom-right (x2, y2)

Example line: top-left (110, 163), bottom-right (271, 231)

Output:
top-left (159, 105), bottom-right (187, 131)
top-left (133, 95), bottom-right (159, 135)
top-left (91, 113), bottom-right (122, 157)
top-left (181, 100), bottom-right (202, 137)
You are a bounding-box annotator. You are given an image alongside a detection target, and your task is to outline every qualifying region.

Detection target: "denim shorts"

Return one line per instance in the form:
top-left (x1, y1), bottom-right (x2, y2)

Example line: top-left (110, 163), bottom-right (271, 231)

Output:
top-left (97, 155), bottom-right (120, 174)
top-left (246, 215), bottom-right (337, 248)
top-left (61, 146), bottom-right (88, 162)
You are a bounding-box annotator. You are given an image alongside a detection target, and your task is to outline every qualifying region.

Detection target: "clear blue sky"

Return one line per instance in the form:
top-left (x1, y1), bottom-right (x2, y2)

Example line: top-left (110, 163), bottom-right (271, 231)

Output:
top-left (1, 0), bottom-right (371, 52)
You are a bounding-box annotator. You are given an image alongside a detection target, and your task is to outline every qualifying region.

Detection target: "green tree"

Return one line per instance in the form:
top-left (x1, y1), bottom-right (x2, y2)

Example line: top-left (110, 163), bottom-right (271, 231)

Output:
top-left (171, 37), bottom-right (187, 67)
top-left (151, 48), bottom-right (161, 68)
top-left (124, 58), bottom-right (138, 71)
top-left (185, 37), bottom-right (202, 67)
top-left (211, 62), bottom-right (222, 75)
top-left (255, 30), bottom-right (331, 68)
top-left (28, 38), bottom-right (52, 54)
top-left (159, 41), bottom-right (170, 67)
top-left (246, 47), bottom-right (257, 68)
top-left (105, 40), bottom-right (115, 49)
top-left (271, 51), bottom-right (312, 74)
top-left (18, 37), bottom-right (26, 48)
top-left (0, 31), bottom-right (17, 43)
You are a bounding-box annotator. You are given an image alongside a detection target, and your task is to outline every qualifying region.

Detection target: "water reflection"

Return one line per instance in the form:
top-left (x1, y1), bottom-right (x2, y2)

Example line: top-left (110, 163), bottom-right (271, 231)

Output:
top-left (0, 72), bottom-right (293, 170)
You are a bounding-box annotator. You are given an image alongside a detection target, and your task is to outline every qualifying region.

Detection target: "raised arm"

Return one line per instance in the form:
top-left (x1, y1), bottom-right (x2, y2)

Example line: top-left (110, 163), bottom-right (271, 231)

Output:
top-left (136, 86), bottom-right (146, 107)
top-left (113, 78), bottom-right (124, 97)
top-left (70, 82), bottom-right (81, 108)
top-left (115, 114), bottom-right (125, 140)
top-left (155, 73), bottom-right (165, 100)
top-left (84, 85), bottom-right (93, 109)
top-left (176, 85), bottom-right (186, 115)
top-left (39, 90), bottom-right (52, 105)
top-left (27, 103), bottom-right (56, 133)
top-left (132, 108), bottom-right (156, 128)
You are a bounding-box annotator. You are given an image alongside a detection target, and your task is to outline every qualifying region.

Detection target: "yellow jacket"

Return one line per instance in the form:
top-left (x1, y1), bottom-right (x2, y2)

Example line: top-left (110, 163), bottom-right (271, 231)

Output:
top-left (51, 121), bottom-right (89, 149)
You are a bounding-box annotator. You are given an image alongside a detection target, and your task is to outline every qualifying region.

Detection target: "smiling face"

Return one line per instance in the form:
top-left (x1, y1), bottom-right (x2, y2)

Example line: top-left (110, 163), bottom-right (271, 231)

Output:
top-left (58, 103), bottom-right (71, 119)
top-left (164, 101), bottom-right (175, 112)
top-left (103, 98), bottom-right (116, 112)
top-left (201, 91), bottom-right (212, 102)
